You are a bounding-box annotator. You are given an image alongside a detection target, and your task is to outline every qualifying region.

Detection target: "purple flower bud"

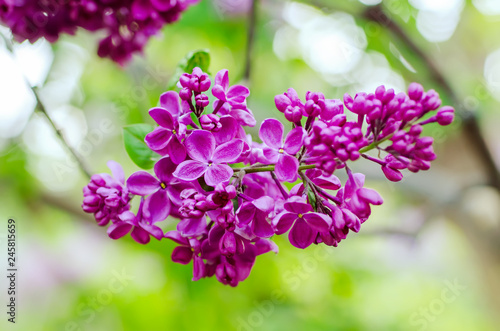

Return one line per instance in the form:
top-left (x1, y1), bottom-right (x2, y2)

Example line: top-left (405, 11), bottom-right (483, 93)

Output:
top-left (381, 165), bottom-right (404, 182)
top-left (304, 98), bottom-right (323, 117)
top-left (408, 82), bottom-right (424, 101)
top-left (352, 95), bottom-right (366, 114)
top-left (275, 94), bottom-right (291, 113)
top-left (82, 161), bottom-right (131, 226)
top-left (321, 99), bottom-right (343, 121)
top-left (180, 74), bottom-right (191, 89)
top-left (195, 93), bottom-right (210, 108)
top-left (200, 114), bottom-right (222, 132)
top-left (416, 137), bottom-right (434, 149)
top-left (179, 87), bottom-right (192, 101)
top-left (409, 125), bottom-right (423, 136)
top-left (343, 93), bottom-right (354, 110)
top-left (375, 85), bottom-right (386, 100)
top-left (284, 105), bottom-right (303, 123)
top-left (436, 106), bottom-right (455, 126)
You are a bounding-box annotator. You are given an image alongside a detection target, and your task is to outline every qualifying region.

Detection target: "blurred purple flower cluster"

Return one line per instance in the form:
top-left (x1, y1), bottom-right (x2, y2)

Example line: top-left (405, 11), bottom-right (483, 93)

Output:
top-left (82, 67), bottom-right (454, 286)
top-left (0, 0), bottom-right (199, 64)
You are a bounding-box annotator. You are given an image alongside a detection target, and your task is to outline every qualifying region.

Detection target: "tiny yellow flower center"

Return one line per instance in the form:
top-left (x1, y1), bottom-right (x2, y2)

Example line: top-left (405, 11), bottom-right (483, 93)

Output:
top-left (298, 213), bottom-right (303, 218)
top-left (172, 129), bottom-right (177, 135)
top-left (278, 148), bottom-right (284, 154)
top-left (208, 162), bottom-right (213, 167)
top-left (160, 182), bottom-right (166, 189)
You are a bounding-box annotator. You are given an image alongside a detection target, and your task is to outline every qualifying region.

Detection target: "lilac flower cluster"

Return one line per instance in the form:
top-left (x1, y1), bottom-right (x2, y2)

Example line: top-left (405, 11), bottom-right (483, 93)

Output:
top-left (0, 0), bottom-right (199, 64)
top-left (82, 67), bottom-right (454, 286)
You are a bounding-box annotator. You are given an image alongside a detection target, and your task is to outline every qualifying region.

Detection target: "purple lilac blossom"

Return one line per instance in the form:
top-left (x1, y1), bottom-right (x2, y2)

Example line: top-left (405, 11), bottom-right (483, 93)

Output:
top-left (0, 0), bottom-right (200, 65)
top-left (82, 66), bottom-right (455, 286)
top-left (82, 160), bottom-right (131, 226)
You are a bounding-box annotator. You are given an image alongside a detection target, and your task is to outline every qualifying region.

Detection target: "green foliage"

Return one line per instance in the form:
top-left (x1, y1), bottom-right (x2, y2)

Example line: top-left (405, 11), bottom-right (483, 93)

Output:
top-left (123, 124), bottom-right (158, 169)
top-left (167, 50), bottom-right (211, 90)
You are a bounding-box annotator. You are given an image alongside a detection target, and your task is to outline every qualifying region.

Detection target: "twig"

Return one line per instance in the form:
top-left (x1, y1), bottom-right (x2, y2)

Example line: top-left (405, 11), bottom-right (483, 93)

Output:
top-left (1, 33), bottom-right (92, 179)
top-left (362, 5), bottom-right (500, 190)
top-left (296, 2), bottom-right (500, 191)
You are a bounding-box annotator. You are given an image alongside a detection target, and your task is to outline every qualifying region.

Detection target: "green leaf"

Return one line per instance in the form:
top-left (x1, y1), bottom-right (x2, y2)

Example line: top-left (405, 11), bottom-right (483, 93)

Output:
top-left (307, 189), bottom-right (317, 212)
top-left (123, 124), bottom-right (158, 169)
top-left (184, 50), bottom-right (210, 74)
top-left (167, 50), bottom-right (211, 90)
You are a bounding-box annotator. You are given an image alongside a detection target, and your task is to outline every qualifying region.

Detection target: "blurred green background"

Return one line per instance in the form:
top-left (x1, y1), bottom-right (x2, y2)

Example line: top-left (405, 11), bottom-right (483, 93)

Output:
top-left (1, 0), bottom-right (500, 330)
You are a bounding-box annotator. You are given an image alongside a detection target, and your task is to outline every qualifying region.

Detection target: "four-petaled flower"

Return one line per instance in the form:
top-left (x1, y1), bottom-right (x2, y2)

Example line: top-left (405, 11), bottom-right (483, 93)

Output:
top-left (236, 196), bottom-right (275, 238)
top-left (273, 196), bottom-right (332, 249)
top-left (144, 91), bottom-right (189, 164)
top-left (127, 157), bottom-right (187, 222)
top-left (259, 118), bottom-right (305, 182)
top-left (173, 130), bottom-right (244, 187)
top-left (107, 197), bottom-right (164, 245)
top-left (212, 69), bottom-right (255, 127)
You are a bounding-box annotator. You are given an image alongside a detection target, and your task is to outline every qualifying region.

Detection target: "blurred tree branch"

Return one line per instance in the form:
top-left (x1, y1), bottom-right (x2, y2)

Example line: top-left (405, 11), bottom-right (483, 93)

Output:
top-left (301, 1), bottom-right (500, 191)
top-left (363, 4), bottom-right (500, 191)
top-left (244, 0), bottom-right (258, 81)
top-left (0, 33), bottom-right (92, 179)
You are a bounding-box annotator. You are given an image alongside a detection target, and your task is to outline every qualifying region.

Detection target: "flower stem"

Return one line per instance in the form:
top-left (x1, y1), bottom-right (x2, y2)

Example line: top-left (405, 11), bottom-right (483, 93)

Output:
top-left (271, 171), bottom-right (289, 199)
top-left (232, 163), bottom-right (315, 174)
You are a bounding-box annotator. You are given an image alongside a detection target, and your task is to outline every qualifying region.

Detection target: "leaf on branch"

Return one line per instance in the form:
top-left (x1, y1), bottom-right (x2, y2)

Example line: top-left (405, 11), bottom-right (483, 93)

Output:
top-left (167, 50), bottom-right (211, 90)
top-left (307, 189), bottom-right (317, 212)
top-left (123, 124), bottom-right (158, 169)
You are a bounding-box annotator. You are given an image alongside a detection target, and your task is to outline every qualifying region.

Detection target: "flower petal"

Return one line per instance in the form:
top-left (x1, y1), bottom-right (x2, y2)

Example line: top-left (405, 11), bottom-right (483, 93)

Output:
top-left (208, 223), bottom-right (225, 246)
top-left (254, 238), bottom-right (279, 256)
top-left (261, 147), bottom-right (279, 164)
top-left (141, 223), bottom-right (164, 240)
top-left (143, 190), bottom-right (171, 223)
top-left (214, 69), bottom-right (229, 91)
top-left (212, 84), bottom-right (227, 101)
top-left (149, 107), bottom-right (175, 129)
top-left (172, 246), bottom-right (193, 264)
top-left (154, 157), bottom-right (177, 183)
top-left (164, 230), bottom-right (189, 245)
top-left (303, 213), bottom-right (332, 232)
top-left (306, 169), bottom-right (341, 190)
top-left (275, 154), bottom-right (299, 182)
top-left (167, 135), bottom-right (187, 164)
top-left (284, 196), bottom-right (313, 214)
top-left (288, 218), bottom-right (315, 249)
top-left (252, 210), bottom-right (274, 238)
top-left (107, 222), bottom-right (133, 240)
top-left (127, 171), bottom-right (159, 196)
top-left (283, 126), bottom-right (305, 155)
top-left (357, 188), bottom-right (383, 205)
top-left (213, 116), bottom-right (238, 145)
top-left (230, 107), bottom-right (256, 127)
top-left (192, 256), bottom-right (205, 281)
top-left (236, 202), bottom-right (255, 225)
top-left (131, 226), bottom-right (151, 244)
top-left (167, 184), bottom-right (187, 206)
top-left (212, 139), bottom-right (244, 163)
top-left (107, 160), bottom-right (125, 184)
top-left (259, 118), bottom-right (283, 149)
top-left (177, 217), bottom-right (207, 237)
top-left (227, 84), bottom-right (250, 100)
top-left (145, 127), bottom-right (172, 151)
top-left (204, 164), bottom-right (233, 187)
top-left (173, 160), bottom-right (208, 182)
top-left (185, 130), bottom-right (215, 162)
top-left (344, 172), bottom-right (365, 198)
top-left (252, 196), bottom-right (275, 213)
top-left (272, 212), bottom-right (297, 235)
top-left (159, 91), bottom-right (181, 117)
